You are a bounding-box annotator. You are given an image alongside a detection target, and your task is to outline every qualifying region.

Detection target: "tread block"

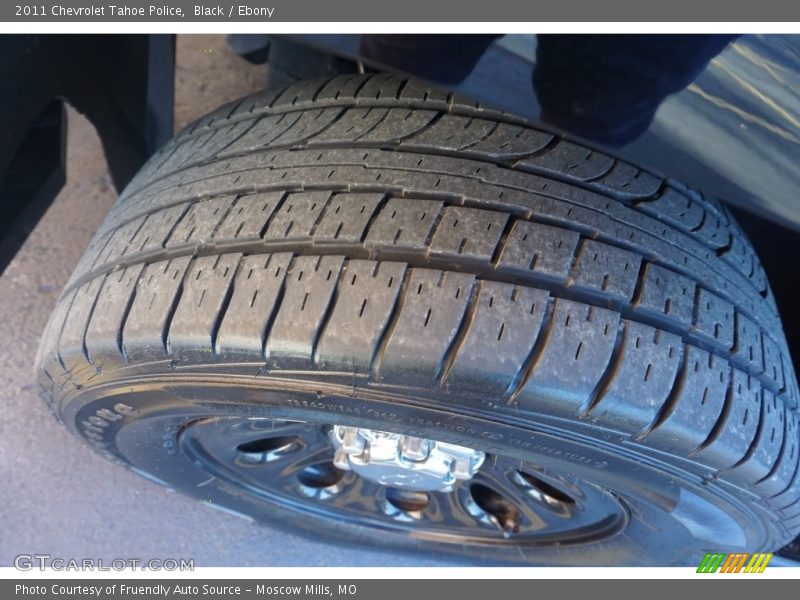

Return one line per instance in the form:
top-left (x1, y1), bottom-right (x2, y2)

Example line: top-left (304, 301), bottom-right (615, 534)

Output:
top-left (635, 263), bottom-right (696, 325)
top-left (725, 390), bottom-right (785, 486)
top-left (637, 186), bottom-right (705, 231)
top-left (166, 195), bottom-right (237, 248)
top-left (214, 192), bottom-right (284, 241)
top-left (465, 123), bottom-right (553, 158)
top-left (272, 78), bottom-right (339, 107)
top-left (84, 265), bottom-right (145, 366)
top-left (316, 260), bottom-right (407, 371)
top-left (695, 370), bottom-right (762, 470)
top-left (770, 458), bottom-right (800, 512)
top-left (58, 276), bottom-right (107, 376)
top-left (761, 334), bottom-right (787, 393)
top-left (519, 299), bottom-right (620, 417)
top-left (224, 113), bottom-right (302, 154)
top-left (694, 289), bottom-right (735, 350)
top-left (152, 130), bottom-right (212, 172)
top-left (92, 215), bottom-right (147, 268)
top-left (783, 512), bottom-right (800, 529)
top-left (224, 108), bottom-right (342, 154)
top-left (429, 206), bottom-right (508, 260)
top-left (357, 73), bottom-right (407, 100)
top-left (362, 108), bottom-right (449, 144)
top-left (397, 77), bottom-right (450, 104)
top-left (378, 269), bottom-right (475, 383)
top-left (122, 257), bottom-right (192, 361)
top-left (123, 203), bottom-right (190, 257)
top-left (266, 255), bottom-right (345, 367)
top-left (733, 312), bottom-right (765, 373)
top-left (517, 141), bottom-right (614, 181)
top-left (591, 162), bottom-right (662, 199)
top-left (642, 346), bottom-right (729, 456)
top-left (216, 253), bottom-right (292, 356)
top-left (314, 193), bottom-right (384, 243)
top-left (311, 107), bottom-right (391, 143)
top-left (694, 210), bottom-right (729, 249)
top-left (35, 288), bottom-right (77, 384)
top-left (269, 107), bottom-right (344, 147)
top-left (167, 254), bottom-right (242, 356)
top-left (750, 263), bottom-right (769, 298)
top-left (589, 321), bottom-right (682, 432)
top-left (496, 221), bottom-right (579, 281)
top-left (570, 240), bottom-right (640, 302)
top-left (364, 198), bottom-right (443, 250)
top-left (399, 114), bottom-right (498, 152)
top-left (446, 281), bottom-right (549, 397)
top-left (314, 73), bottom-right (384, 102)
top-left (67, 228), bottom-right (113, 286)
top-left (723, 234), bottom-right (756, 282)
top-left (169, 120), bottom-right (254, 168)
top-left (263, 191), bottom-right (330, 241)
top-left (778, 354), bottom-right (799, 410)
top-left (755, 410), bottom-right (799, 498)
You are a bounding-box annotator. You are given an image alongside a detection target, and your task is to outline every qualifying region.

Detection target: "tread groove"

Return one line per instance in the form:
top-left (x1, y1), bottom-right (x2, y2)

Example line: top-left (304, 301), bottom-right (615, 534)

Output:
top-left (581, 321), bottom-right (628, 416)
top-left (502, 298), bottom-right (556, 407)
top-left (211, 255), bottom-right (242, 355)
top-left (162, 263), bottom-right (188, 355)
top-left (311, 261), bottom-right (346, 366)
top-left (636, 344), bottom-right (688, 441)
top-left (436, 280), bottom-right (482, 385)
top-left (370, 266), bottom-right (413, 379)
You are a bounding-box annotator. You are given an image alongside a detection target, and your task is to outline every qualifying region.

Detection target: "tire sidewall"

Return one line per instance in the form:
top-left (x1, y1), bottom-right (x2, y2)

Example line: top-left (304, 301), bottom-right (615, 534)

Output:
top-left (62, 372), bottom-right (776, 566)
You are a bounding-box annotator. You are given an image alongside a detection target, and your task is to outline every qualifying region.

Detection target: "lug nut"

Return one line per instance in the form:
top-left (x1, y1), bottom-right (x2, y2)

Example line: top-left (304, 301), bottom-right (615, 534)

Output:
top-left (399, 436), bottom-right (430, 461)
top-left (333, 449), bottom-right (352, 471)
top-left (451, 458), bottom-right (472, 480)
top-left (340, 427), bottom-right (365, 455)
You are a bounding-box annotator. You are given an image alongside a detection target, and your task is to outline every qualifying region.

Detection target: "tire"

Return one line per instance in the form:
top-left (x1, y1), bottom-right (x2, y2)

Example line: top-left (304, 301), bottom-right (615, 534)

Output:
top-left (36, 73), bottom-right (800, 566)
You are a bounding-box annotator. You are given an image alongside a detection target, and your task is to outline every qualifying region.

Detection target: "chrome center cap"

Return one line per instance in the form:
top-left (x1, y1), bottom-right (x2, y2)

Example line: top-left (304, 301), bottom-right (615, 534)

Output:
top-left (329, 425), bottom-right (485, 492)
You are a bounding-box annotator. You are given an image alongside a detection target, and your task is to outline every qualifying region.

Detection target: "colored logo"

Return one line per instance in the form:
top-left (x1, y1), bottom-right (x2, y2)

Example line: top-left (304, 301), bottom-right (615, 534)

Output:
top-left (696, 552), bottom-right (772, 573)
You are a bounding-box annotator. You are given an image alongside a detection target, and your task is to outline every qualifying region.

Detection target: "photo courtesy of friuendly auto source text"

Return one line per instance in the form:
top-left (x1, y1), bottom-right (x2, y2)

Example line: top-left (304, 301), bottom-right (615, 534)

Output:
top-left (1, 0), bottom-right (800, 592)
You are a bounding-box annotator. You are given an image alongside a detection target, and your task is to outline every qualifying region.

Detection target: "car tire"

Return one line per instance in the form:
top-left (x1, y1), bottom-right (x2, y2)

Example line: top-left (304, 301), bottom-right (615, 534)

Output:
top-left (36, 73), bottom-right (800, 565)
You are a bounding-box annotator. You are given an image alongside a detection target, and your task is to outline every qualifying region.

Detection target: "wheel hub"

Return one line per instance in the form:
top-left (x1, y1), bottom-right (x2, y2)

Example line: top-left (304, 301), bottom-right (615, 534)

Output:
top-left (178, 416), bottom-right (629, 546)
top-left (330, 425), bottom-right (485, 492)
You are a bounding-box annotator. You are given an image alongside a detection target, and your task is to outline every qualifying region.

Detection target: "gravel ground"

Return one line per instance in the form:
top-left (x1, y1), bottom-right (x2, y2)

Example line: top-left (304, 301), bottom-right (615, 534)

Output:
top-left (0, 34), bottom-right (463, 568)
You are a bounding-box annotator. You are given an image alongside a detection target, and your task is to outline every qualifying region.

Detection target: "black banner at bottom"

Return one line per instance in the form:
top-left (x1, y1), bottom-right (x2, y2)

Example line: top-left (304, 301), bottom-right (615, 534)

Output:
top-left (3, 579), bottom-right (798, 600)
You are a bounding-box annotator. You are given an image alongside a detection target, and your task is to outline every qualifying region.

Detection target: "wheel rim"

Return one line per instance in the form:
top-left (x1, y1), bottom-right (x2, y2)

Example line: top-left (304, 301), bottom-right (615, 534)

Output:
top-left (179, 416), bottom-right (629, 546)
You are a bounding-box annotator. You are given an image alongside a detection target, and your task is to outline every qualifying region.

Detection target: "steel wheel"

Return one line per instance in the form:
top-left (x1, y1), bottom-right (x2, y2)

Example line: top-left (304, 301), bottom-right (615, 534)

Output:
top-left (179, 417), bottom-right (628, 546)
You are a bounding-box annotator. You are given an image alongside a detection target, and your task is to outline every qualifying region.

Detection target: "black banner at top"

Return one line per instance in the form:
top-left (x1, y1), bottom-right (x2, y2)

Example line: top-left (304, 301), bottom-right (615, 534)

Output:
top-left (3, 0), bottom-right (800, 22)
